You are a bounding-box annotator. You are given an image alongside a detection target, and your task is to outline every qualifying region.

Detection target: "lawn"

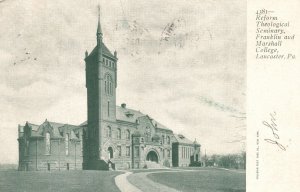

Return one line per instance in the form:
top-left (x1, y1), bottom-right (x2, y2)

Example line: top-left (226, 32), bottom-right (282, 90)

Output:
top-left (147, 168), bottom-right (245, 192)
top-left (0, 170), bottom-right (122, 192)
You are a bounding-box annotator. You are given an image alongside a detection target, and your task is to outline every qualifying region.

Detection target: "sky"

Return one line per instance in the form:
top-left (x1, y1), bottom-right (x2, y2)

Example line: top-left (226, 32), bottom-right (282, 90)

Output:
top-left (0, 0), bottom-right (246, 164)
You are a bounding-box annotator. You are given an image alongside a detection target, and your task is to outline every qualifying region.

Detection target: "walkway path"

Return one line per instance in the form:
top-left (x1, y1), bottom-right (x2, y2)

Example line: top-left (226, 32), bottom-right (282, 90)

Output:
top-left (115, 171), bottom-right (142, 192)
top-left (126, 170), bottom-right (180, 192)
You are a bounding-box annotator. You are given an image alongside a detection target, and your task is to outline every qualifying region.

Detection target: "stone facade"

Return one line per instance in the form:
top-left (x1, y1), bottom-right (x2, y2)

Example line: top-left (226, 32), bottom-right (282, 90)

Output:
top-left (18, 13), bottom-right (201, 171)
top-left (18, 121), bottom-right (84, 171)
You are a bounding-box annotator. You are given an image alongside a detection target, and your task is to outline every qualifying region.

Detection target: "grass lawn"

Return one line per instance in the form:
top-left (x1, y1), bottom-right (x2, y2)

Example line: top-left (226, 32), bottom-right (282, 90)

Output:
top-left (147, 168), bottom-right (245, 192)
top-left (0, 170), bottom-right (122, 192)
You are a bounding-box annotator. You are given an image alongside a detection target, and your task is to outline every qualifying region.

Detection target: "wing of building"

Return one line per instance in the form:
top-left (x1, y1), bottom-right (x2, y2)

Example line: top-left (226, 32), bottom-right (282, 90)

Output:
top-left (17, 12), bottom-right (201, 171)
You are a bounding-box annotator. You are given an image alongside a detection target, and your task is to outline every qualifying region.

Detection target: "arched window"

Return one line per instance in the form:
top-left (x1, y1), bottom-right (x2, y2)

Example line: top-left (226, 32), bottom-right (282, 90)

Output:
top-left (105, 74), bottom-right (113, 95)
top-left (117, 128), bottom-right (121, 139)
top-left (45, 132), bottom-right (51, 155)
top-left (108, 147), bottom-right (113, 159)
top-left (65, 133), bottom-right (69, 156)
top-left (107, 126), bottom-right (112, 138)
top-left (162, 135), bottom-right (165, 144)
top-left (126, 130), bottom-right (130, 140)
top-left (166, 136), bottom-right (170, 144)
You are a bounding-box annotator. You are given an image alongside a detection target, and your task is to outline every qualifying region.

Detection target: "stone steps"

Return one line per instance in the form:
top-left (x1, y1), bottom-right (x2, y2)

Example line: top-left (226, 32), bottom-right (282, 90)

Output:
top-left (145, 161), bottom-right (167, 169)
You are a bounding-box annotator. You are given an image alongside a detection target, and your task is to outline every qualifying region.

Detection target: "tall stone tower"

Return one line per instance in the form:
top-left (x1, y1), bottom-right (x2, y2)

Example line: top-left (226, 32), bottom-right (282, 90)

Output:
top-left (84, 9), bottom-right (118, 169)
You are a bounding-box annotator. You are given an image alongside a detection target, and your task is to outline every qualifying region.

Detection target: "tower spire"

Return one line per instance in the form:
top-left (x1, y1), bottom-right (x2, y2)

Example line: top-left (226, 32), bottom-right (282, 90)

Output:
top-left (97, 5), bottom-right (103, 37)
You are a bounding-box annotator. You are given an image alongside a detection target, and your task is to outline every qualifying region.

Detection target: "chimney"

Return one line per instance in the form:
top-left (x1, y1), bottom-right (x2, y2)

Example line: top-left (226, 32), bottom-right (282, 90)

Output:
top-left (121, 103), bottom-right (126, 108)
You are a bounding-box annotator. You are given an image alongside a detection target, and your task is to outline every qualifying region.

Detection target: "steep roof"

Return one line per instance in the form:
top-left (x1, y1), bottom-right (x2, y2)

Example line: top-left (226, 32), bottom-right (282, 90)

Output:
top-left (80, 105), bottom-right (172, 132)
top-left (116, 105), bottom-right (145, 123)
top-left (80, 105), bottom-right (145, 126)
top-left (88, 42), bottom-right (115, 59)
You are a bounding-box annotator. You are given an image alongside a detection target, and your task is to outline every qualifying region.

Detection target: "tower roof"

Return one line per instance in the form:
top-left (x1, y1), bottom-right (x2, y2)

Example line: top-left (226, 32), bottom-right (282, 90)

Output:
top-left (88, 42), bottom-right (116, 59)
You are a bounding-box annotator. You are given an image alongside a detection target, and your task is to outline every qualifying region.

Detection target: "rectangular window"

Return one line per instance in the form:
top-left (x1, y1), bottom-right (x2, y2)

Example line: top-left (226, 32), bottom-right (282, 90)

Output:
top-left (117, 146), bottom-right (122, 157)
top-left (126, 146), bottom-right (130, 157)
top-left (134, 146), bottom-right (139, 157)
top-left (65, 133), bottom-right (69, 156)
top-left (45, 133), bottom-right (51, 155)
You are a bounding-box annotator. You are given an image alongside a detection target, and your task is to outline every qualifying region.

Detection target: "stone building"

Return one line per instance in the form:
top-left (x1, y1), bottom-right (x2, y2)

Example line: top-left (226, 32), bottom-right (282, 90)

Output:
top-left (18, 120), bottom-right (83, 171)
top-left (17, 13), bottom-right (201, 171)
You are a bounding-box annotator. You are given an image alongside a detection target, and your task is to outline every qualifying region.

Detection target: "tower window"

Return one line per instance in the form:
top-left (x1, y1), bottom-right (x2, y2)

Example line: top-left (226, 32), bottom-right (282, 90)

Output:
top-left (105, 74), bottom-right (113, 95)
top-left (107, 126), bottom-right (112, 138)
top-left (108, 101), bottom-right (110, 117)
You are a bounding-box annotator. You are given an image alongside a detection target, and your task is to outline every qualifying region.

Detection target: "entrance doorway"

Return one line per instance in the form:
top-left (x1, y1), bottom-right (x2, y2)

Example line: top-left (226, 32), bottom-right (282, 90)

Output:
top-left (146, 151), bottom-right (158, 163)
top-left (108, 147), bottom-right (113, 159)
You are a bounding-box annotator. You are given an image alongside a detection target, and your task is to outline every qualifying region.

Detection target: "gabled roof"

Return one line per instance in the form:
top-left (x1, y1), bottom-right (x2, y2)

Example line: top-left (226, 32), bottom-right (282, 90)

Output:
top-left (173, 134), bottom-right (194, 145)
top-left (150, 118), bottom-right (172, 132)
top-left (20, 120), bottom-right (82, 139)
top-left (79, 105), bottom-right (172, 132)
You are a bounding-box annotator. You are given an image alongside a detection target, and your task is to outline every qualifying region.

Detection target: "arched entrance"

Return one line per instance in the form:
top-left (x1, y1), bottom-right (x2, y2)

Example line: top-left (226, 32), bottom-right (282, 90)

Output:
top-left (108, 147), bottom-right (113, 159)
top-left (146, 151), bottom-right (158, 163)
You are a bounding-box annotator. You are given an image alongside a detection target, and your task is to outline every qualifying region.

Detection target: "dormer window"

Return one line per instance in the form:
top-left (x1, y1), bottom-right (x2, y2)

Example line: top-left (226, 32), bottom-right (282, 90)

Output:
top-left (125, 111), bottom-right (134, 117)
top-left (178, 134), bottom-right (185, 139)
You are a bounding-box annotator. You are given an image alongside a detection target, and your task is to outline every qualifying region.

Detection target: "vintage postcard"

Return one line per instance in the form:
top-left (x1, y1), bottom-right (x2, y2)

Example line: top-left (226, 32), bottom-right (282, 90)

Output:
top-left (0, 0), bottom-right (298, 191)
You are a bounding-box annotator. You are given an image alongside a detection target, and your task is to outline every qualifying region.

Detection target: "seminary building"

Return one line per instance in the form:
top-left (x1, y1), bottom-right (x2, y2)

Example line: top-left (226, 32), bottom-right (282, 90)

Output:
top-left (17, 13), bottom-right (201, 171)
